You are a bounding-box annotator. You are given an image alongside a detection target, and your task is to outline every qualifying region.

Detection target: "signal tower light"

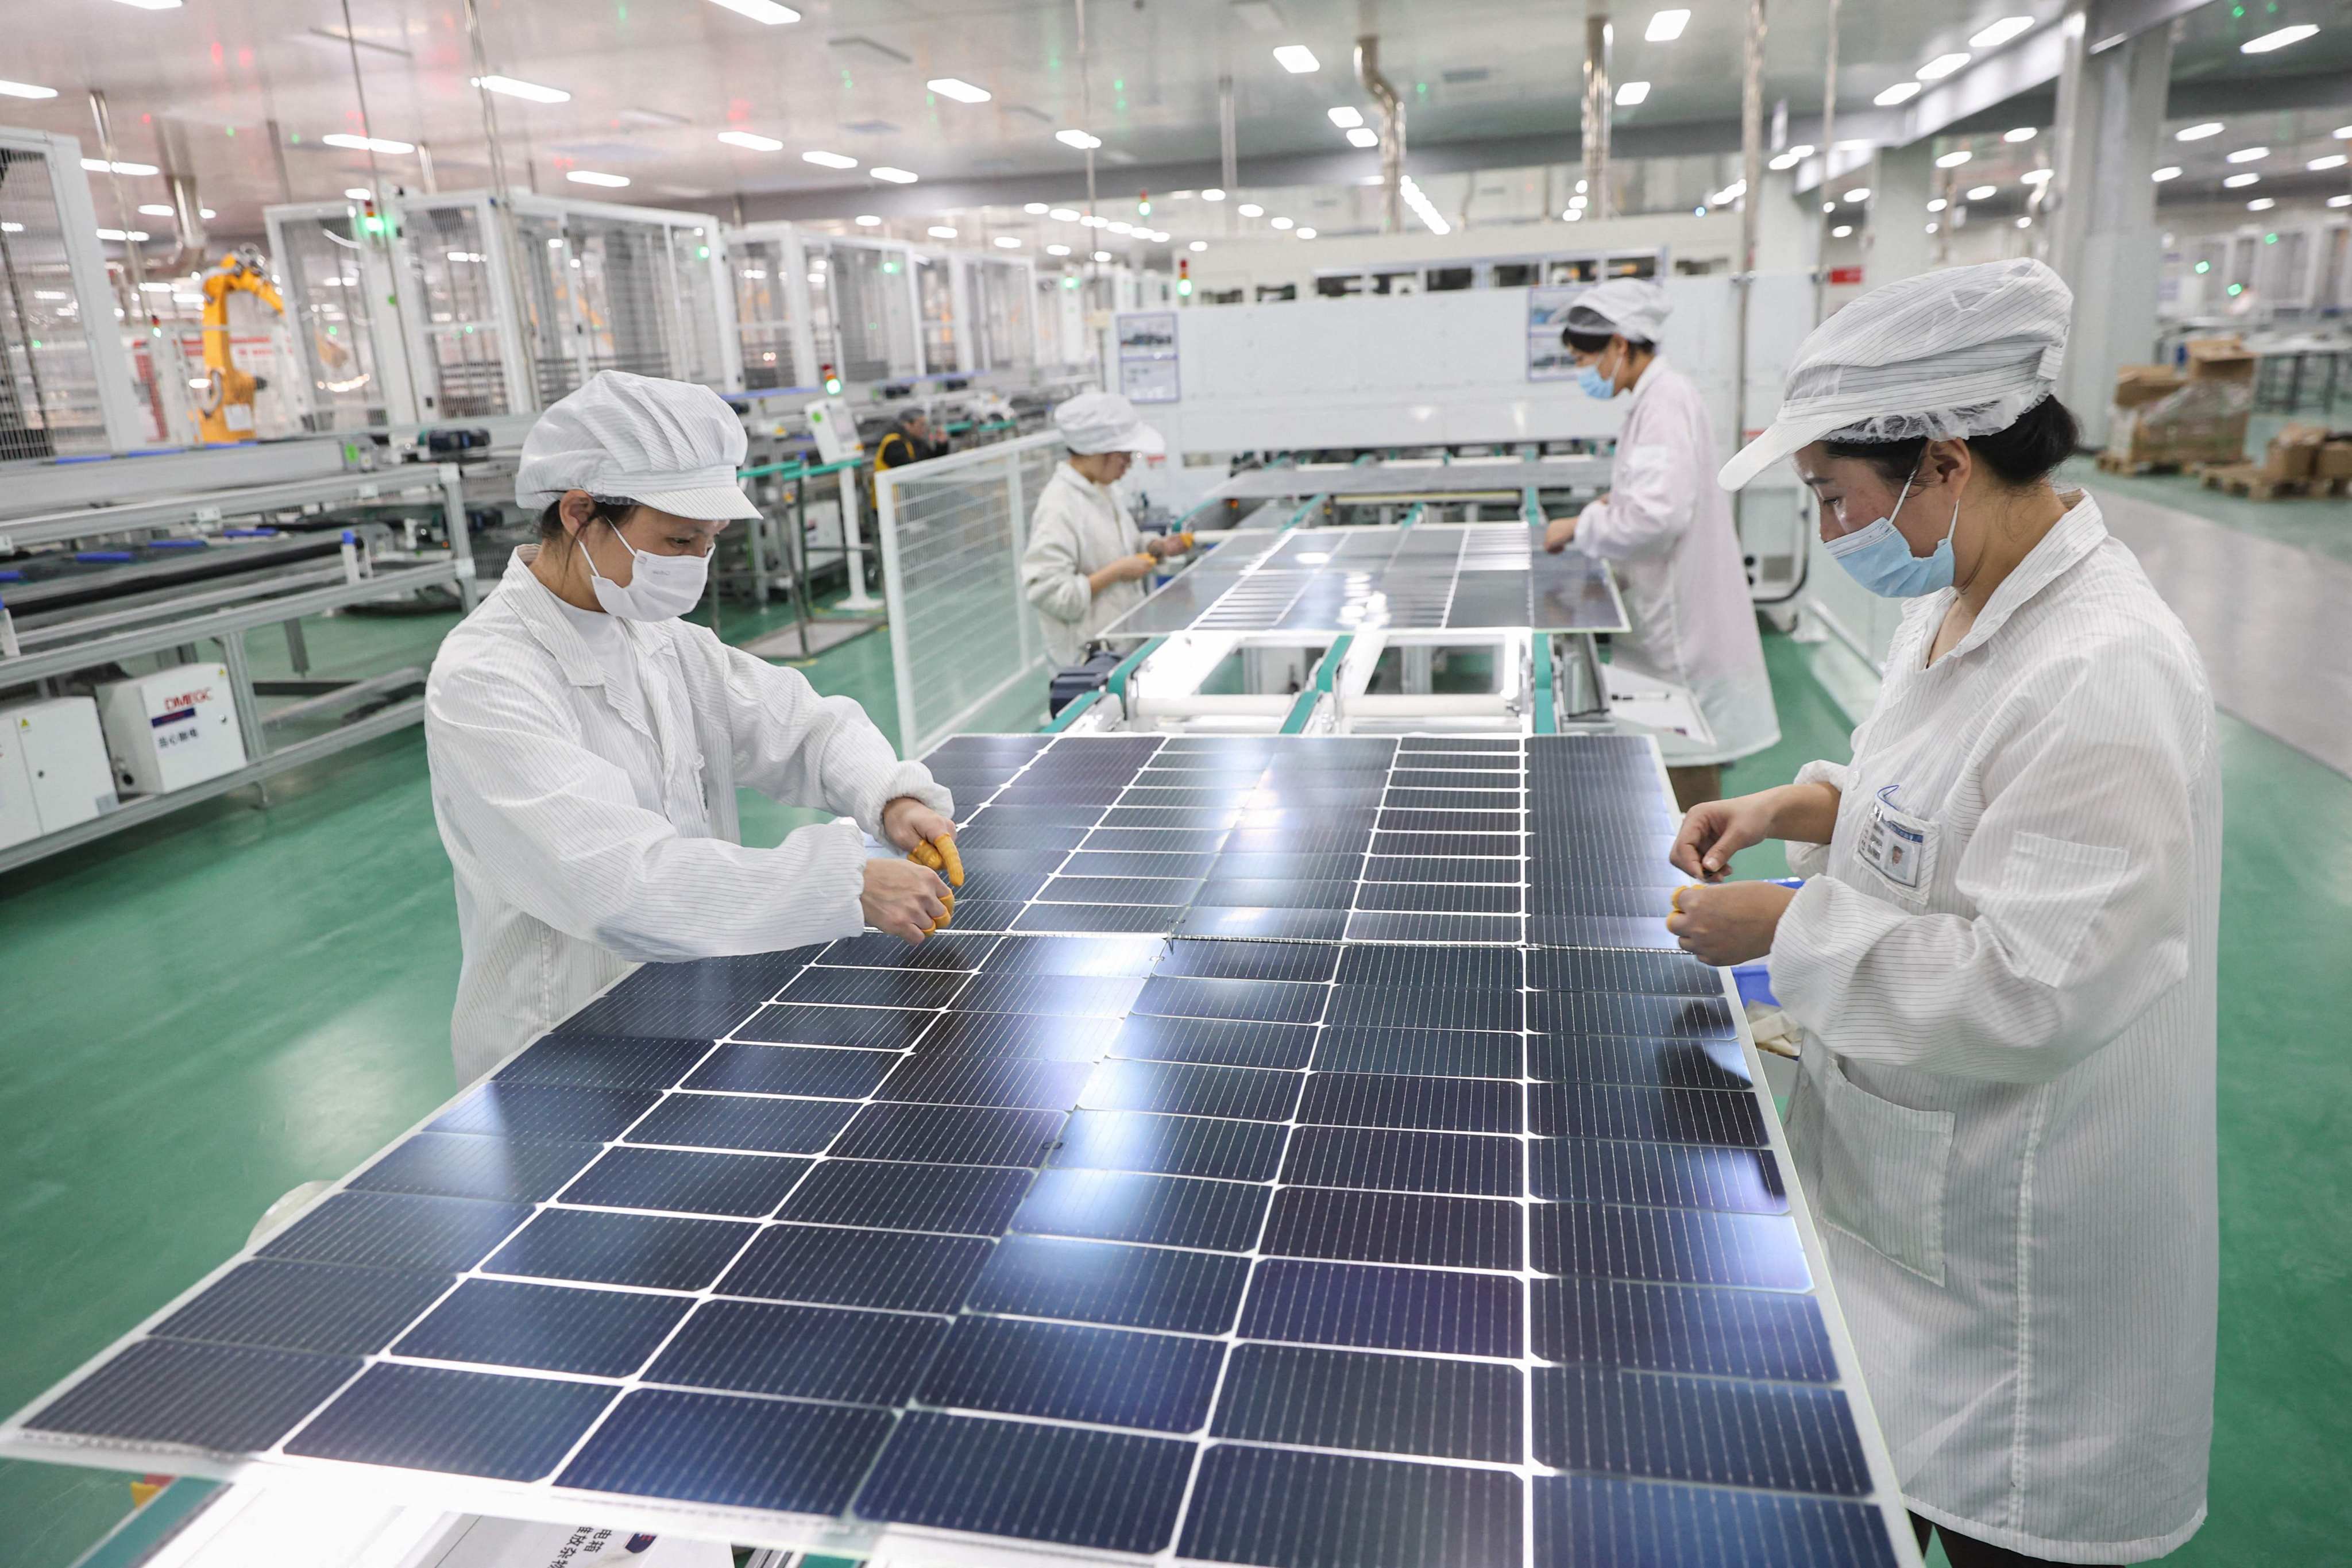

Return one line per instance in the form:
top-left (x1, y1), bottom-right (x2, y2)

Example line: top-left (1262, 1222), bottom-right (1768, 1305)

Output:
top-left (821, 363), bottom-right (843, 395)
top-left (1138, 190), bottom-right (1152, 217)
top-left (1177, 256), bottom-right (1192, 296)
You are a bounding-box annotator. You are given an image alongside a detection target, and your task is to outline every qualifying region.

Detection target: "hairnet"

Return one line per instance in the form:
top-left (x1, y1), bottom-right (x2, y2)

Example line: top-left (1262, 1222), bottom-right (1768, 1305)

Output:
top-left (1053, 391), bottom-right (1167, 456)
top-left (516, 370), bottom-right (759, 520)
top-left (1720, 257), bottom-right (2072, 490)
top-left (1565, 278), bottom-right (1671, 344)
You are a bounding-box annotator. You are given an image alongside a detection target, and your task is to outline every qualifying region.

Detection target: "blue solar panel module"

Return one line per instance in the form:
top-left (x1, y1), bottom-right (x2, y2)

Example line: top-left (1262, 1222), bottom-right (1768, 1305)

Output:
top-left (0, 731), bottom-right (1918, 1568)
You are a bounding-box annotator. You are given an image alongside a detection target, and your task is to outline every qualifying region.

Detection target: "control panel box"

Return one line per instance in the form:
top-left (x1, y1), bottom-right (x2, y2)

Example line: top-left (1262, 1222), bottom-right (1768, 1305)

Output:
top-left (96, 663), bottom-right (248, 795)
top-left (0, 697), bottom-right (119, 848)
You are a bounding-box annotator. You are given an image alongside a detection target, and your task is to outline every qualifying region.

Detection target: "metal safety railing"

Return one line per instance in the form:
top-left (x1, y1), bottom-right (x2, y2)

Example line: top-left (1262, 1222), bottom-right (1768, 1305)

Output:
top-left (874, 430), bottom-right (1060, 758)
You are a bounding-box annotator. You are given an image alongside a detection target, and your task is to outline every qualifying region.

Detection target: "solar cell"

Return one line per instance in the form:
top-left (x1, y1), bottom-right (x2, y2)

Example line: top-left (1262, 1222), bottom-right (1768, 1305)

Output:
top-left (257, 1191), bottom-right (532, 1273)
top-left (26, 1339), bottom-right (362, 1452)
top-left (429, 1083), bottom-right (658, 1143)
top-left (733, 1003), bottom-right (937, 1051)
top-left (485, 1207), bottom-right (754, 1292)
top-left (1212, 1343), bottom-right (1521, 1461)
top-left (779, 1158), bottom-right (1032, 1237)
top-left (1281, 1126), bottom-right (1523, 1198)
top-left (1179, 1443), bottom-right (1522, 1568)
top-left (561, 1389), bottom-right (893, 1514)
top-left (1264, 1187), bottom-right (1521, 1270)
top-left (1080, 1059), bottom-right (1304, 1121)
top-left (646, 1300), bottom-right (947, 1403)
top-left (625, 1091), bottom-right (858, 1154)
top-left (1533, 1365), bottom-right (1871, 1494)
top-left (1014, 1169), bottom-right (1270, 1252)
top-left (682, 1042), bottom-right (900, 1099)
top-left (285, 1363), bottom-right (616, 1480)
top-left (716, 1225), bottom-right (989, 1312)
top-left (1310, 1026), bottom-right (1520, 1080)
top-left (1530, 1139), bottom-right (1788, 1213)
top-left (393, 1277), bottom-right (689, 1377)
top-left (1530, 1203), bottom-right (1812, 1291)
top-left (349, 1131), bottom-right (602, 1203)
top-left (964, 1235), bottom-right (1250, 1334)
top-left (918, 1315), bottom-right (1224, 1432)
top-left (855, 1411), bottom-right (1195, 1554)
top-left (1533, 1474), bottom-right (1903, 1568)
top-left (1532, 1277), bottom-right (1837, 1382)
top-left (156, 1259), bottom-right (452, 1358)
top-left (495, 1033), bottom-right (711, 1090)
top-left (875, 1052), bottom-right (1095, 1110)
top-left (557, 1146), bottom-right (812, 1218)
top-left (828, 1102), bottom-right (1067, 1167)
top-left (1113, 1013), bottom-right (1320, 1070)
top-left (910, 1010), bottom-right (1125, 1063)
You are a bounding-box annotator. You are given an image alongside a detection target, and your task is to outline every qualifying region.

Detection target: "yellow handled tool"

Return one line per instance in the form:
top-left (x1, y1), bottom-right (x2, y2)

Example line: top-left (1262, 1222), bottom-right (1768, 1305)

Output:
top-left (907, 835), bottom-right (964, 933)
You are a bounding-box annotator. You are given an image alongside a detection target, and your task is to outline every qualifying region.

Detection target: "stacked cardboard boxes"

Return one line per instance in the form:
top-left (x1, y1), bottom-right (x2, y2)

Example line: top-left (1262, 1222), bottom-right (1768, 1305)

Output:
top-left (2103, 338), bottom-right (2255, 470)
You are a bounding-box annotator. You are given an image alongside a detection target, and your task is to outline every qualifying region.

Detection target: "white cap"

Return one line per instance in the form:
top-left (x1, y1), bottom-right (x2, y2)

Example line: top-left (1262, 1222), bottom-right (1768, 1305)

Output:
top-left (516, 370), bottom-right (760, 520)
top-left (1053, 390), bottom-right (1167, 456)
top-left (1720, 257), bottom-right (2072, 491)
top-left (1566, 278), bottom-right (1671, 344)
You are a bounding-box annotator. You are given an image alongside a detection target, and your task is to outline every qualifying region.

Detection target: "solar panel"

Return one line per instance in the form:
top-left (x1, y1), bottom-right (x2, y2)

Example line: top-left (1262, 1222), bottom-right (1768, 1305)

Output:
top-left (1, 732), bottom-right (1915, 1568)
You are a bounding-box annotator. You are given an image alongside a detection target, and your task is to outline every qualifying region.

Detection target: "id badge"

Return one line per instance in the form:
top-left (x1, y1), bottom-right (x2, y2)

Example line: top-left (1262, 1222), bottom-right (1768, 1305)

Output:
top-left (1859, 784), bottom-right (1934, 890)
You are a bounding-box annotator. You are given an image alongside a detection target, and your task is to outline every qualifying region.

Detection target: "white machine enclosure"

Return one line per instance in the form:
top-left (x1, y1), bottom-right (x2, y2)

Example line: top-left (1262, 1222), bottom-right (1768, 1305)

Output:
top-left (96, 665), bottom-right (248, 795)
top-left (0, 697), bottom-right (119, 847)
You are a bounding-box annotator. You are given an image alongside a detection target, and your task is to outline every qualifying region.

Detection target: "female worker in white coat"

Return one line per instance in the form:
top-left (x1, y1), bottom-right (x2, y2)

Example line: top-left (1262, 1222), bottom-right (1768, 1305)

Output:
top-left (1667, 259), bottom-right (2218, 1567)
top-left (1020, 391), bottom-right (1191, 669)
top-left (1542, 279), bottom-right (1778, 810)
top-left (425, 371), bottom-right (958, 1084)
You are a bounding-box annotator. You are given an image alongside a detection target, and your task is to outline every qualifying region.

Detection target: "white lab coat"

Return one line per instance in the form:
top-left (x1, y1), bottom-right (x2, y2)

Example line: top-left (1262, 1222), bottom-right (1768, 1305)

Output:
top-left (1573, 355), bottom-right (1779, 765)
top-left (425, 549), bottom-right (949, 1083)
top-left (1021, 461), bottom-right (1148, 667)
top-left (1770, 495), bottom-right (2219, 1561)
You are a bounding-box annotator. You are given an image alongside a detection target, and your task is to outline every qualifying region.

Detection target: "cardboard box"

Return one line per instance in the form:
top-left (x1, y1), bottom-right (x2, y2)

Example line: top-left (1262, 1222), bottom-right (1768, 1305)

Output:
top-left (2113, 365), bottom-right (2185, 410)
top-left (2263, 422), bottom-right (2332, 482)
top-left (2315, 442), bottom-right (2352, 481)
top-left (2184, 337), bottom-right (2256, 383)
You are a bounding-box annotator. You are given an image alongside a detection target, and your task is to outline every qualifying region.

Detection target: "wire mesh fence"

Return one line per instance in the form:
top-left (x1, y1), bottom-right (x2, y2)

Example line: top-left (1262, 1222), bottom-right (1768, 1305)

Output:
top-left (0, 148), bottom-right (112, 460)
top-left (875, 431), bottom-right (1059, 756)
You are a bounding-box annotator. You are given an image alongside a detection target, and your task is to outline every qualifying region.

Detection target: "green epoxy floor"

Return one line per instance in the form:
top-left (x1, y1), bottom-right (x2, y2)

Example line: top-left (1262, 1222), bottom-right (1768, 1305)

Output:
top-left (2, 567), bottom-right (2347, 1565)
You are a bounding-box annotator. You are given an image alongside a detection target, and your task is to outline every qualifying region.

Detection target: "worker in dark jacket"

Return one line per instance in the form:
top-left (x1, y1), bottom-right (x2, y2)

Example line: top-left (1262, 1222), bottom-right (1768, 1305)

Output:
top-left (873, 409), bottom-right (949, 473)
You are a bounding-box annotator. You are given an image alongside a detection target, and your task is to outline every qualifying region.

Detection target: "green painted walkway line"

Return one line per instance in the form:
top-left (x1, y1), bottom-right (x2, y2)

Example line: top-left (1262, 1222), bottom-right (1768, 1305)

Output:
top-left (66, 1480), bottom-right (218, 1568)
top-left (1280, 634), bottom-right (1353, 733)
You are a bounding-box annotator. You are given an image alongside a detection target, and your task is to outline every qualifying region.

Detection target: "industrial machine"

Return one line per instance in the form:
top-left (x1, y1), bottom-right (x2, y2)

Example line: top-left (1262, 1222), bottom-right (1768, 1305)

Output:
top-left (191, 248), bottom-right (284, 445)
top-left (0, 696), bottom-right (114, 849)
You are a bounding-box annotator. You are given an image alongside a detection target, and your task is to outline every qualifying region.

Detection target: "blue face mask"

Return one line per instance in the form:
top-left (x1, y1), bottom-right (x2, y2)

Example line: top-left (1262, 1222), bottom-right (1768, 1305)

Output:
top-left (1823, 470), bottom-right (1964, 598)
top-left (1578, 364), bottom-right (1615, 400)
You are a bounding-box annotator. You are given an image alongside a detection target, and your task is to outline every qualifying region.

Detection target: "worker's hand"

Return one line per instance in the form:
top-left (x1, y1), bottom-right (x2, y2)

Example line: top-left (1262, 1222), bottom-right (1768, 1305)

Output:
top-left (1542, 514), bottom-right (1578, 554)
top-left (1146, 532), bottom-right (1191, 559)
top-left (862, 856), bottom-right (951, 942)
top-left (1664, 880), bottom-right (1796, 967)
top-left (1110, 552), bottom-right (1158, 582)
top-left (882, 797), bottom-right (956, 860)
top-left (1670, 791), bottom-right (1782, 882)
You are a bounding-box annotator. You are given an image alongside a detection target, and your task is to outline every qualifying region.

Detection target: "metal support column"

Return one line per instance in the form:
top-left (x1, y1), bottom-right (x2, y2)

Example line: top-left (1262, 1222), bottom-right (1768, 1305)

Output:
top-left (1582, 15), bottom-right (1614, 222)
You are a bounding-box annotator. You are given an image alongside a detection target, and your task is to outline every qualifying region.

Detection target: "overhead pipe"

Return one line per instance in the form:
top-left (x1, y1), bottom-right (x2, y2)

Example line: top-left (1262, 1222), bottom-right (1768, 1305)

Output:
top-left (1812, 0), bottom-right (1840, 323)
top-left (167, 173), bottom-right (208, 273)
top-left (1218, 71), bottom-right (1238, 229)
top-left (1582, 14), bottom-right (1613, 222)
top-left (1733, 0), bottom-right (1767, 532)
top-left (1355, 36), bottom-right (1404, 234)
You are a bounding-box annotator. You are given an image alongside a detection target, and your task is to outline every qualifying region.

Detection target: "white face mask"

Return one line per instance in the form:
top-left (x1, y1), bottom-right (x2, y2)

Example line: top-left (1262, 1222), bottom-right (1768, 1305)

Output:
top-left (578, 524), bottom-right (709, 620)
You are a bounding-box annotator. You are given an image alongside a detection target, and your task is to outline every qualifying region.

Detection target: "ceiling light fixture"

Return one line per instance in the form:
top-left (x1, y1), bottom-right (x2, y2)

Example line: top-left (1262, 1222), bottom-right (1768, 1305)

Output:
top-left (1081, 214), bottom-right (1108, 227)
top-left (321, 133), bottom-right (412, 154)
top-left (1926, 221), bottom-right (1940, 233)
top-left (2226, 145), bottom-right (2268, 163)
top-left (95, 228), bottom-right (152, 241)
top-left (1107, 219), bottom-right (1134, 234)
top-left (1615, 80), bottom-right (1651, 106)
top-left (473, 75), bottom-right (569, 103)
top-left (2175, 121), bottom-right (2223, 141)
top-left (1964, 183), bottom-right (1996, 200)
top-left (1273, 44), bottom-right (1319, 72)
top-left (1936, 149), bottom-right (1972, 168)
top-left (1046, 242), bottom-right (1071, 254)
top-left (2246, 196), bottom-right (2277, 210)
top-left (136, 203), bottom-right (174, 217)
top-left (1327, 106), bottom-right (1364, 128)
top-left (927, 77), bottom-right (991, 102)
top-left (1270, 215), bottom-right (1294, 229)
top-left (1202, 187), bottom-right (1227, 201)
top-left (109, 0), bottom-right (181, 9)
top-left (1711, 179), bottom-right (1747, 206)
top-left (0, 79), bottom-right (59, 99)
top-left (2241, 24), bottom-right (2318, 53)
top-left (2015, 215), bottom-right (2032, 228)
top-left (2004, 126), bottom-right (2038, 142)
top-left (1024, 202), bottom-right (1049, 214)
top-left (1189, 240), bottom-right (1208, 251)
top-left (2308, 153), bottom-right (2348, 171)
top-left (717, 130), bottom-right (784, 151)
top-left (1831, 224), bottom-right (1853, 237)
top-left (567, 170), bottom-right (631, 187)
top-left (1926, 198), bottom-right (1948, 211)
top-left (2021, 167), bottom-right (2053, 184)
top-left (1055, 129), bottom-right (1102, 149)
top-left (2222, 172), bottom-right (2260, 187)
top-left (1844, 187), bottom-right (1870, 202)
top-left (1874, 81), bottom-right (1922, 106)
top-left (1049, 207), bottom-right (1080, 221)
top-left (82, 157), bottom-right (161, 176)
top-left (928, 225), bottom-right (957, 238)
top-left (344, 187), bottom-right (372, 200)
top-left (1238, 202), bottom-right (1264, 216)
top-left (1969, 16), bottom-right (2034, 48)
top-left (1917, 52), bottom-right (1970, 80)
top-left (803, 150), bottom-right (858, 168)
top-left (2329, 194), bottom-right (2352, 207)
top-left (1296, 226), bottom-right (1316, 238)
top-left (2150, 165), bottom-right (2181, 181)
top-left (1645, 9), bottom-right (1690, 41)
top-left (855, 214), bottom-right (882, 225)
top-left (994, 235), bottom-right (1021, 247)
top-left (1093, 249), bottom-right (1111, 261)
top-left (870, 166), bottom-right (918, 183)
top-left (1346, 126), bottom-right (1379, 148)
top-left (704, 0), bottom-right (800, 23)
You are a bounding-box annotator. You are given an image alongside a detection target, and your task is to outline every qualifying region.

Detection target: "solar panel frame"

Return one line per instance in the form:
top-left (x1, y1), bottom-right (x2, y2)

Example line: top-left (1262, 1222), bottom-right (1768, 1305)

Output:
top-left (0, 730), bottom-right (1920, 1568)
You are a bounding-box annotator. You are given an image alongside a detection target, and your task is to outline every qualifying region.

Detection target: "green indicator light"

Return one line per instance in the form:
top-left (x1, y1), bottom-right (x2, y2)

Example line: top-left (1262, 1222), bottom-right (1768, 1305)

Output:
top-left (1113, 78), bottom-right (1125, 91)
top-left (2226, 282), bottom-right (2243, 296)
top-left (2264, 232), bottom-right (2277, 244)
top-left (2194, 260), bottom-right (2210, 273)
top-left (883, 261), bottom-right (899, 273)
top-left (1177, 277), bottom-right (1192, 296)
top-left (698, 245), bottom-right (710, 258)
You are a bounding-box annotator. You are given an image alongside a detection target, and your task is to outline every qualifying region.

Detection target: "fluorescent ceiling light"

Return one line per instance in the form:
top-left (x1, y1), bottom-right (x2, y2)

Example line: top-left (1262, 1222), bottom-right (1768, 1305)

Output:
top-left (2226, 146), bottom-right (2268, 163)
top-left (0, 79), bottom-right (59, 99)
top-left (1237, 202), bottom-right (1264, 217)
top-left (2246, 196), bottom-right (2277, 210)
top-left (2338, 126), bottom-right (2352, 138)
top-left (1767, 150), bottom-right (1803, 171)
top-left (1615, 80), bottom-right (1651, 106)
top-left (1822, 201), bottom-right (1836, 212)
top-left (1563, 207), bottom-right (1584, 220)
top-left (870, 166), bottom-right (918, 183)
top-left (2175, 122), bottom-right (2223, 141)
top-left (1346, 126), bottom-right (1379, 148)
top-left (95, 228), bottom-right (151, 241)
top-left (2241, 24), bottom-right (2317, 53)
top-left (2004, 126), bottom-right (2037, 142)
top-left (717, 130), bottom-right (784, 150)
top-left (2308, 153), bottom-right (2348, 171)
top-left (1965, 183), bottom-right (1996, 200)
top-left (1189, 240), bottom-right (1207, 251)
top-left (109, 0), bottom-right (181, 9)
top-left (1273, 44), bottom-right (1319, 72)
top-left (1049, 207), bottom-right (1080, 221)
top-left (928, 225), bottom-right (957, 238)
top-left (2222, 172), bottom-right (2260, 187)
top-left (1202, 187), bottom-right (1226, 200)
top-left (927, 76), bottom-right (991, 103)
top-left (1926, 221), bottom-right (1940, 233)
top-left (994, 235), bottom-right (1021, 247)
top-left (1917, 52), bottom-right (1970, 80)
top-left (473, 75), bottom-right (569, 103)
top-left (1107, 219), bottom-right (1134, 234)
top-left (1270, 215), bottom-right (1294, 229)
top-left (1874, 81), bottom-right (1922, 106)
top-left (1017, 202), bottom-right (1046, 214)
top-left (1936, 149), bottom-right (1972, 168)
top-left (1327, 106), bottom-right (1364, 128)
top-left (2150, 165), bottom-right (2181, 181)
top-left (802, 150), bottom-right (858, 168)
top-left (136, 204), bottom-right (174, 217)
top-left (2021, 167), bottom-right (2053, 184)
top-left (1055, 129), bottom-right (1102, 149)
top-left (1081, 214), bottom-right (1108, 226)
top-left (1926, 197), bottom-right (1948, 211)
top-left (321, 133), bottom-right (412, 153)
top-left (1046, 242), bottom-right (1071, 254)
top-left (1296, 226), bottom-right (1317, 238)
top-left (567, 169), bottom-right (631, 187)
top-left (1711, 179), bottom-right (1747, 206)
top-left (1569, 192), bottom-right (1587, 207)
top-left (82, 158), bottom-right (160, 176)
top-left (1645, 9), bottom-right (1690, 42)
top-left (1969, 16), bottom-right (2034, 48)
top-left (2015, 215), bottom-right (2032, 228)
top-left (344, 187), bottom-right (373, 199)
top-left (705, 0), bottom-right (800, 22)
top-left (1831, 225), bottom-right (1852, 237)
top-left (855, 214), bottom-right (882, 225)
top-left (1092, 249), bottom-right (1111, 261)
top-left (1844, 187), bottom-right (1870, 202)
top-left (2330, 194), bottom-right (2352, 207)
